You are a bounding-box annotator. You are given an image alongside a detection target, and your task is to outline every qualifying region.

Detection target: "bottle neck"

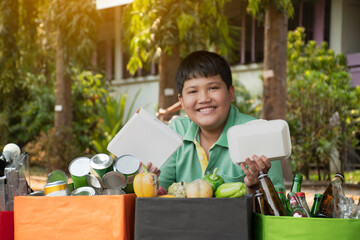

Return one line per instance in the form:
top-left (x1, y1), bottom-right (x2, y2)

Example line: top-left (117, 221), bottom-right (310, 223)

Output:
top-left (331, 179), bottom-right (345, 197)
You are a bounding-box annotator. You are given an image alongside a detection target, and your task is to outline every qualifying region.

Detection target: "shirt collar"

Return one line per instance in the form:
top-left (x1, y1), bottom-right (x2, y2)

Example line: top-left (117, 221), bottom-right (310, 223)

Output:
top-left (182, 104), bottom-right (237, 148)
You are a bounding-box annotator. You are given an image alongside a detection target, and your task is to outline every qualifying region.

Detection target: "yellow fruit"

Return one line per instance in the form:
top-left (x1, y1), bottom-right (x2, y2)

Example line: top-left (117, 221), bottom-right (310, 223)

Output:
top-left (158, 194), bottom-right (176, 198)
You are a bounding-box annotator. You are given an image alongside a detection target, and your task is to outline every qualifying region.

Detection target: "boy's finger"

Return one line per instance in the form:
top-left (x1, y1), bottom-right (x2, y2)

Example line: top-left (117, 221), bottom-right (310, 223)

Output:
top-left (245, 158), bottom-right (259, 176)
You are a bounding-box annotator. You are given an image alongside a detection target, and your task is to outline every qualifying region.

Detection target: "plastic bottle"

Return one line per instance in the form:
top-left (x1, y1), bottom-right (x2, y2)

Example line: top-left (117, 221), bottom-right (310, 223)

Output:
top-left (258, 172), bottom-right (287, 216)
top-left (288, 192), bottom-right (310, 217)
top-left (316, 172), bottom-right (344, 218)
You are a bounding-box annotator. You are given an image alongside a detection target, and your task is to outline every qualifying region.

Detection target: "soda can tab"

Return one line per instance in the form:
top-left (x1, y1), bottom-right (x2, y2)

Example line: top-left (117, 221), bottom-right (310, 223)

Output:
top-left (44, 180), bottom-right (68, 196)
top-left (114, 155), bottom-right (140, 193)
top-left (90, 153), bottom-right (114, 180)
top-left (71, 186), bottom-right (96, 196)
top-left (68, 156), bottom-right (91, 189)
top-left (86, 174), bottom-right (103, 195)
top-left (102, 171), bottom-right (127, 190)
top-left (102, 189), bottom-right (126, 195)
top-left (47, 169), bottom-right (69, 184)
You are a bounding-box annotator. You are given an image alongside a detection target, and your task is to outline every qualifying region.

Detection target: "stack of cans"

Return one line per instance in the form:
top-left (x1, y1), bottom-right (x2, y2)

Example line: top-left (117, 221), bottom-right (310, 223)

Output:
top-left (39, 153), bottom-right (141, 197)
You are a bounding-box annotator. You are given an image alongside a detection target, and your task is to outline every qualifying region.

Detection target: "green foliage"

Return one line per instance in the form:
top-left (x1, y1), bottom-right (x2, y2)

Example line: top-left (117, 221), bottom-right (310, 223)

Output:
top-left (232, 81), bottom-right (262, 118)
top-left (71, 69), bottom-right (108, 152)
top-left (286, 27), bottom-right (360, 179)
top-left (125, 0), bottom-right (239, 74)
top-left (91, 90), bottom-right (141, 154)
top-left (247, 0), bottom-right (294, 18)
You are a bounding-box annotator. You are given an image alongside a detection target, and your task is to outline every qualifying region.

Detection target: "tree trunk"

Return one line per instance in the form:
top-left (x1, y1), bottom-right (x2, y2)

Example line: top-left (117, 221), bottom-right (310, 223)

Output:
top-left (158, 45), bottom-right (180, 121)
top-left (262, 3), bottom-right (292, 181)
top-left (54, 29), bottom-right (73, 156)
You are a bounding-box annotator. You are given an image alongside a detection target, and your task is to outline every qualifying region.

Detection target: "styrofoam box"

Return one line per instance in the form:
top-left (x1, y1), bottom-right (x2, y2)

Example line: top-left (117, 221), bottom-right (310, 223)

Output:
top-left (227, 119), bottom-right (291, 163)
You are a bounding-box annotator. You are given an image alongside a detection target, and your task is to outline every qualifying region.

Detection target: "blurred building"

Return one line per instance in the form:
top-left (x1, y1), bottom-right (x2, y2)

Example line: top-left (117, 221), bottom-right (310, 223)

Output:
top-left (95, 0), bottom-right (360, 115)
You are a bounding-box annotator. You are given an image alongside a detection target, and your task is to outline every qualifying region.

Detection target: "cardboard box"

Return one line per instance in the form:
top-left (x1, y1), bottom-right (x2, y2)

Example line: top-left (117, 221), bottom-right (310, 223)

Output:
top-left (253, 213), bottom-right (360, 240)
top-left (14, 194), bottom-right (136, 240)
top-left (135, 195), bottom-right (253, 240)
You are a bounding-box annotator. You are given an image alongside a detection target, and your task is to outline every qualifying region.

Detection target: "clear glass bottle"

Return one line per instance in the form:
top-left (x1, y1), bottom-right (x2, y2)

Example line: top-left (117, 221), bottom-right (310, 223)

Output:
top-left (331, 176), bottom-right (348, 218)
top-left (258, 172), bottom-right (287, 216)
top-left (295, 192), bottom-right (311, 215)
top-left (290, 174), bottom-right (302, 193)
top-left (310, 193), bottom-right (323, 217)
top-left (288, 191), bottom-right (310, 217)
top-left (316, 172), bottom-right (344, 218)
top-left (276, 187), bottom-right (291, 216)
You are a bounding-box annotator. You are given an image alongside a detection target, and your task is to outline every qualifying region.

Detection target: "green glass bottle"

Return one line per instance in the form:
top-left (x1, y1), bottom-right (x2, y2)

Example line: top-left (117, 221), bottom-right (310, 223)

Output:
top-left (276, 187), bottom-right (291, 216)
top-left (310, 193), bottom-right (323, 217)
top-left (290, 174), bottom-right (303, 193)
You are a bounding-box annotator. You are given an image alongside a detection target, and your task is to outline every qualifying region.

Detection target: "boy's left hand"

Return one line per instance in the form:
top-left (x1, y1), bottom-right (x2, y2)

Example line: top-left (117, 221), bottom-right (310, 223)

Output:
top-left (238, 154), bottom-right (271, 193)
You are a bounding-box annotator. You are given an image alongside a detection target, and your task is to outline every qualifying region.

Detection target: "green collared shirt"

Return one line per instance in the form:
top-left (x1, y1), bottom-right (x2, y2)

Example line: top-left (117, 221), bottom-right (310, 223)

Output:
top-left (159, 104), bottom-right (285, 191)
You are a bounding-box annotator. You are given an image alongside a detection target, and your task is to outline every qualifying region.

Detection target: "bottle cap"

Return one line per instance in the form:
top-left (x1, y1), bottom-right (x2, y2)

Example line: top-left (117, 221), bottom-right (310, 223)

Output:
top-left (295, 192), bottom-right (305, 197)
top-left (258, 172), bottom-right (268, 179)
top-left (334, 172), bottom-right (344, 181)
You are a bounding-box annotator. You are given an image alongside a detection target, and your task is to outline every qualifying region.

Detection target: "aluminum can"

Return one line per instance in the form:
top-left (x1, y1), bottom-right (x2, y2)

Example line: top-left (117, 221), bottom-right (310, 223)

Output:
top-left (90, 153), bottom-right (113, 180)
top-left (102, 171), bottom-right (127, 190)
top-left (44, 180), bottom-right (67, 196)
top-left (68, 156), bottom-right (90, 189)
top-left (71, 186), bottom-right (96, 196)
top-left (114, 155), bottom-right (140, 193)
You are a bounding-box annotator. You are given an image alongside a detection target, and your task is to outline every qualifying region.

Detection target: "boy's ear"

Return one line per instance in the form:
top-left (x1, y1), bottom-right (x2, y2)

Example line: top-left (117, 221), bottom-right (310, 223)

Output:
top-left (229, 85), bottom-right (235, 102)
top-left (178, 94), bottom-right (185, 109)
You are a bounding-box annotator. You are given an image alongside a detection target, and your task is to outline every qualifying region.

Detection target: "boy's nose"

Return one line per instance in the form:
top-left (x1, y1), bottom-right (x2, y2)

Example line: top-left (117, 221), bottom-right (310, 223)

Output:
top-left (198, 92), bottom-right (211, 103)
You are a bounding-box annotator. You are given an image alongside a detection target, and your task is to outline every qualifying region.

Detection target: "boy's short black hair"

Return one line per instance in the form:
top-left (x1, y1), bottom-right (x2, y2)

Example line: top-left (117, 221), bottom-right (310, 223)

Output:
top-left (175, 51), bottom-right (232, 96)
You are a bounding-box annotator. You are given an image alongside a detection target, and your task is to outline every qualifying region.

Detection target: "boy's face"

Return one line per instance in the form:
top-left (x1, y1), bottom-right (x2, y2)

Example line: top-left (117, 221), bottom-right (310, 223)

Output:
top-left (178, 75), bottom-right (234, 132)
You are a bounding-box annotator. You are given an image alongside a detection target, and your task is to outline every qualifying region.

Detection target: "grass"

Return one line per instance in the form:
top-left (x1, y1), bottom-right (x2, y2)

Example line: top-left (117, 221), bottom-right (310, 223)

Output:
top-left (306, 170), bottom-right (360, 184)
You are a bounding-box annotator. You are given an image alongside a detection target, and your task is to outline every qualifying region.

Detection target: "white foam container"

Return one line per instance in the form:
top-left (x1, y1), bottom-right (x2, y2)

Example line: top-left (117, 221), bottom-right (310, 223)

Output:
top-left (227, 119), bottom-right (291, 163)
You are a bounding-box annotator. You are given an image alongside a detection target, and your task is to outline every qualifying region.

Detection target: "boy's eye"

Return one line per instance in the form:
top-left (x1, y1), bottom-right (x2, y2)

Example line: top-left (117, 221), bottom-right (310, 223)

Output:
top-left (209, 86), bottom-right (219, 91)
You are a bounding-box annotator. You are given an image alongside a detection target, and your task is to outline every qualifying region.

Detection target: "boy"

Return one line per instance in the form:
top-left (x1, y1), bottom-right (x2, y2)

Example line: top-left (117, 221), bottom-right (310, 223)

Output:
top-left (157, 51), bottom-right (284, 194)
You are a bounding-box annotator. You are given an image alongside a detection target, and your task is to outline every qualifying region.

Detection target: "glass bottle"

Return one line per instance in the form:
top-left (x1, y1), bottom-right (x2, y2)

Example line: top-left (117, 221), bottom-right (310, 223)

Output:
top-left (258, 172), bottom-right (287, 216)
top-left (316, 172), bottom-right (344, 218)
top-left (276, 187), bottom-right (291, 216)
top-left (288, 191), bottom-right (310, 217)
top-left (331, 176), bottom-right (347, 218)
top-left (295, 192), bottom-right (311, 215)
top-left (310, 193), bottom-right (323, 217)
top-left (290, 174), bottom-right (303, 193)
top-left (254, 189), bottom-right (274, 215)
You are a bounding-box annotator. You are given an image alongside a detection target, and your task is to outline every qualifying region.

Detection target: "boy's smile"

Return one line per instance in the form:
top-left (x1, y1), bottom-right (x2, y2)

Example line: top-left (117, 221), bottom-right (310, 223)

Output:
top-left (179, 75), bottom-right (234, 133)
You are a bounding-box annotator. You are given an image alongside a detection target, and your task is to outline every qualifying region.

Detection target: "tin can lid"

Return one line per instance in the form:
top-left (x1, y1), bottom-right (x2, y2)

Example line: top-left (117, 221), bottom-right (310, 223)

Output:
top-left (102, 171), bottom-right (127, 190)
top-left (47, 170), bottom-right (69, 184)
top-left (90, 153), bottom-right (113, 169)
top-left (71, 186), bottom-right (96, 196)
top-left (69, 156), bottom-right (91, 177)
top-left (28, 191), bottom-right (45, 196)
top-left (115, 155), bottom-right (140, 175)
top-left (86, 174), bottom-right (102, 189)
top-left (102, 189), bottom-right (125, 195)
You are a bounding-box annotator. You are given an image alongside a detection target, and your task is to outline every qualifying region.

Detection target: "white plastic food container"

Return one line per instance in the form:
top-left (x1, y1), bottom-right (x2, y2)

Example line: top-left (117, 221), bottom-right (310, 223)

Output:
top-left (227, 119), bottom-right (291, 164)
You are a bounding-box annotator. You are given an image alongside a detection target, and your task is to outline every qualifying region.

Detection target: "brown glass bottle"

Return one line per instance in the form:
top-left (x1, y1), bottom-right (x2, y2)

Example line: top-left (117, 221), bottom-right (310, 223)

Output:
top-left (254, 189), bottom-right (274, 215)
top-left (316, 172), bottom-right (344, 218)
top-left (258, 172), bottom-right (287, 216)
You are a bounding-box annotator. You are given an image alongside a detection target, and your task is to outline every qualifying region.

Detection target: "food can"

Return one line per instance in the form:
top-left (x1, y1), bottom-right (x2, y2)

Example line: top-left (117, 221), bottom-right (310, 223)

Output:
top-left (114, 155), bottom-right (140, 193)
top-left (68, 156), bottom-right (91, 189)
top-left (47, 169), bottom-right (69, 184)
top-left (44, 180), bottom-right (68, 196)
top-left (71, 186), bottom-right (96, 196)
top-left (102, 189), bottom-right (126, 195)
top-left (90, 153), bottom-right (114, 180)
top-left (102, 171), bottom-right (127, 190)
top-left (86, 174), bottom-right (103, 195)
